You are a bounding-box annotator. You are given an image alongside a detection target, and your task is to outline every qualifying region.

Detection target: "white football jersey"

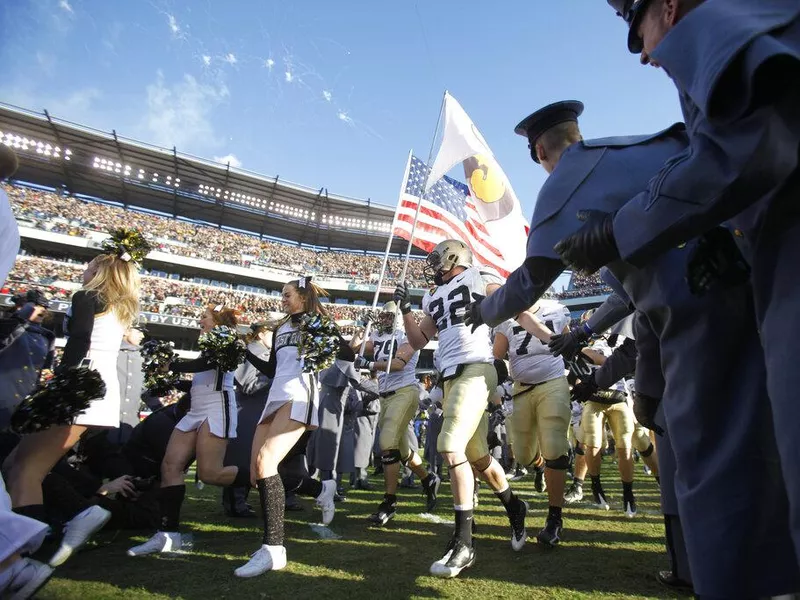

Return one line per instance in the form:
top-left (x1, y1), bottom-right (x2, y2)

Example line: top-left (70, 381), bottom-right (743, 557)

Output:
top-left (422, 266), bottom-right (501, 377)
top-left (369, 329), bottom-right (419, 393)
top-left (495, 300), bottom-right (570, 385)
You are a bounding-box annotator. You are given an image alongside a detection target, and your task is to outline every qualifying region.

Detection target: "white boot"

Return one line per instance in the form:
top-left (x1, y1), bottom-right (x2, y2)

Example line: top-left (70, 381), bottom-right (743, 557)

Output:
top-left (127, 531), bottom-right (183, 557)
top-left (50, 505), bottom-right (111, 566)
top-left (234, 545), bottom-right (287, 578)
top-left (315, 480), bottom-right (336, 525)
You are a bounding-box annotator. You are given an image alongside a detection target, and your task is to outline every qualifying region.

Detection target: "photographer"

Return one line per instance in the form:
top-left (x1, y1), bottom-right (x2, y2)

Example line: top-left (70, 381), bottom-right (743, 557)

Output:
top-left (0, 289), bottom-right (55, 431)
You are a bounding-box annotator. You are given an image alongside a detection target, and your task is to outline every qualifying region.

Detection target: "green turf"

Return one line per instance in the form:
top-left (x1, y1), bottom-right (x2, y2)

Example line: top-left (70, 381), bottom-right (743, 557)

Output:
top-left (38, 461), bottom-right (683, 600)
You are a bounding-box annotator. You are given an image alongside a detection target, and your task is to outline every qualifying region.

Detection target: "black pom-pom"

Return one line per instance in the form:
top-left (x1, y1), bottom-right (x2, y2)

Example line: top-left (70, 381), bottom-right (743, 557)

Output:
top-left (11, 367), bottom-right (106, 434)
top-left (198, 326), bottom-right (246, 372)
top-left (101, 228), bottom-right (153, 263)
top-left (141, 339), bottom-right (179, 397)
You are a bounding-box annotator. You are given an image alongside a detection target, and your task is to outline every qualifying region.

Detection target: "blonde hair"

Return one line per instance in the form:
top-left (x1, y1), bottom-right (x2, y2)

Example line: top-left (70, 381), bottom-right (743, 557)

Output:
top-left (84, 254), bottom-right (141, 326)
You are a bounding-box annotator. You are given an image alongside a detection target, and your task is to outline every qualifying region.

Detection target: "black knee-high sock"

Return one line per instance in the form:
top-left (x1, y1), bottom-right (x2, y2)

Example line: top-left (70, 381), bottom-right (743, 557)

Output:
top-left (495, 486), bottom-right (522, 517)
top-left (257, 475), bottom-right (285, 546)
top-left (454, 508), bottom-right (474, 545)
top-left (296, 476), bottom-right (323, 498)
top-left (159, 485), bottom-right (186, 532)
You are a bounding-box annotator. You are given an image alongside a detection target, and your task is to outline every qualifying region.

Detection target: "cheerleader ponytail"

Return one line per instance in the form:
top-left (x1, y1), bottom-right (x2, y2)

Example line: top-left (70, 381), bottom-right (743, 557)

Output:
top-left (291, 276), bottom-right (329, 317)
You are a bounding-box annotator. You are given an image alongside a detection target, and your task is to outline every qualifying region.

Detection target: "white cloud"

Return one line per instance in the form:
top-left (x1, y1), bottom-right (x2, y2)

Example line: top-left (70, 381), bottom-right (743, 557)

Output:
top-left (167, 14), bottom-right (180, 36)
top-left (202, 55), bottom-right (211, 66)
top-left (223, 53), bottom-right (237, 65)
top-left (139, 72), bottom-right (229, 150)
top-left (322, 90), bottom-right (332, 102)
top-left (284, 71), bottom-right (293, 83)
top-left (58, 0), bottom-right (73, 13)
top-left (213, 154), bottom-right (242, 168)
top-left (338, 111), bottom-right (352, 124)
top-left (265, 58), bottom-right (275, 70)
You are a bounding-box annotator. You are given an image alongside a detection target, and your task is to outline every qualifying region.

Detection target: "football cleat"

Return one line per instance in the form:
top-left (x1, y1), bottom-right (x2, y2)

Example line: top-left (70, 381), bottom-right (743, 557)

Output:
top-left (624, 495), bottom-right (637, 518)
top-left (510, 466), bottom-right (527, 481)
top-left (127, 531), bottom-right (183, 557)
top-left (422, 474), bottom-right (441, 513)
top-left (591, 480), bottom-right (610, 510)
top-left (367, 499), bottom-right (397, 526)
top-left (315, 480), bottom-right (336, 525)
top-left (536, 516), bottom-right (563, 548)
top-left (234, 544), bottom-right (287, 578)
top-left (429, 538), bottom-right (475, 578)
top-left (564, 482), bottom-right (584, 504)
top-left (508, 500), bottom-right (528, 551)
top-left (50, 505), bottom-right (111, 566)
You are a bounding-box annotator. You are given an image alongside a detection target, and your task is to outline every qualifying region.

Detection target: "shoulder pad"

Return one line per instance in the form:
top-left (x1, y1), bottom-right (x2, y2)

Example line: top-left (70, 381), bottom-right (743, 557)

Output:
top-left (583, 123), bottom-right (686, 150)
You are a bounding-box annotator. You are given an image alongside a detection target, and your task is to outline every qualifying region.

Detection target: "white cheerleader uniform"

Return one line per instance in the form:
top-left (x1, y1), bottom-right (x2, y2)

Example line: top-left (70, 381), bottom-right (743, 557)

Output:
top-left (63, 292), bottom-right (126, 428)
top-left (256, 319), bottom-right (319, 428)
top-left (174, 365), bottom-right (238, 439)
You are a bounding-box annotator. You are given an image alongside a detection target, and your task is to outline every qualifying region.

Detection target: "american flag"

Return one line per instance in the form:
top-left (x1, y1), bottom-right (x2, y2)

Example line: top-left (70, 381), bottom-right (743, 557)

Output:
top-left (393, 155), bottom-right (509, 277)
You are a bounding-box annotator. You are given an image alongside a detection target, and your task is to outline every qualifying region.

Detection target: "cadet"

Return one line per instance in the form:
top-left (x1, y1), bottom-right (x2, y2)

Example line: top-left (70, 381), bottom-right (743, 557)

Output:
top-left (465, 101), bottom-right (798, 597)
top-left (557, 0), bottom-right (800, 568)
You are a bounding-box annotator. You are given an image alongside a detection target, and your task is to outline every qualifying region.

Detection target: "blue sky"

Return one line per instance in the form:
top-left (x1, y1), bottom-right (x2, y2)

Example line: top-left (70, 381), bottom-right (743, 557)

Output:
top-left (0, 0), bottom-right (683, 219)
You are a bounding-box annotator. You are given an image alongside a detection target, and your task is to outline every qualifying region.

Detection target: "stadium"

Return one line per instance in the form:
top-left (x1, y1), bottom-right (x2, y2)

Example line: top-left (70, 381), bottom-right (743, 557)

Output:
top-left (1, 102), bottom-right (610, 359)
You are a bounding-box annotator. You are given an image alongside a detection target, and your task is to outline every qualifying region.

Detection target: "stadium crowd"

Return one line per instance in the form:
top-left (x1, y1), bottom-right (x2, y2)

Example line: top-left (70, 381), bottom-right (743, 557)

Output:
top-left (3, 255), bottom-right (422, 328)
top-left (4, 183), bottom-right (428, 286)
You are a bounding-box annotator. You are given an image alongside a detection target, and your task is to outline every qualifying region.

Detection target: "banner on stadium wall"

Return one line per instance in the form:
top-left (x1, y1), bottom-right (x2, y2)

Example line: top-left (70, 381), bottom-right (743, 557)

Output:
top-left (1, 294), bottom-right (202, 329)
top-left (348, 283), bottom-right (428, 295)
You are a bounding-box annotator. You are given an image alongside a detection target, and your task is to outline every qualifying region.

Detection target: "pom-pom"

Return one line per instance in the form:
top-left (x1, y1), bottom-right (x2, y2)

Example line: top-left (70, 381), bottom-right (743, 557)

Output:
top-left (10, 367), bottom-right (106, 434)
top-left (198, 326), bottom-right (246, 372)
top-left (297, 313), bottom-right (340, 373)
top-left (141, 339), bottom-right (179, 397)
top-left (101, 228), bottom-right (153, 264)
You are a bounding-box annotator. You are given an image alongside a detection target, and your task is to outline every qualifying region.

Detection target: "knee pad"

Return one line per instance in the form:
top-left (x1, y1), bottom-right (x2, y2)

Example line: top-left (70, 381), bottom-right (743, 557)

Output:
top-left (574, 444), bottom-right (585, 456)
top-left (471, 455), bottom-right (492, 473)
top-left (544, 455), bottom-right (570, 470)
top-left (381, 449), bottom-right (402, 465)
top-left (640, 443), bottom-right (654, 458)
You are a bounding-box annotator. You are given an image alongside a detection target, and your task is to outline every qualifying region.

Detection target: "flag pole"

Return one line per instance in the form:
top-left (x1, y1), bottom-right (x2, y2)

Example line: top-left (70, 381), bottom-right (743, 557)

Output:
top-left (384, 90), bottom-right (448, 375)
top-left (356, 149), bottom-right (413, 358)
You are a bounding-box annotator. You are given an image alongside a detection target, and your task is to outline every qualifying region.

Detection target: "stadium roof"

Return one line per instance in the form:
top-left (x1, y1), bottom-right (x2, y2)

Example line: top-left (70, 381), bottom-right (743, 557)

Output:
top-left (0, 102), bottom-right (424, 256)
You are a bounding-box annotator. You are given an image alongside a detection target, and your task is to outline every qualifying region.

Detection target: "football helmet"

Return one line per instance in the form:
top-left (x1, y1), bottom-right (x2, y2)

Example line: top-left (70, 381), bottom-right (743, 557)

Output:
top-left (376, 301), bottom-right (398, 334)
top-left (424, 239), bottom-right (473, 286)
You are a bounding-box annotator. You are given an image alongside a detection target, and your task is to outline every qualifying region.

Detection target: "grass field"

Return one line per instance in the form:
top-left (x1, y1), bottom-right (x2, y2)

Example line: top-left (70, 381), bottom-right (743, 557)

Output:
top-left (37, 461), bottom-right (683, 600)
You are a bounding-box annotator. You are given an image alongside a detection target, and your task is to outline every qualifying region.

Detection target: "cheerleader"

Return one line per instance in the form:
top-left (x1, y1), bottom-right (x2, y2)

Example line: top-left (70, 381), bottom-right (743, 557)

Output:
top-left (234, 276), bottom-right (338, 578)
top-left (6, 232), bottom-right (144, 567)
top-left (128, 305), bottom-right (242, 557)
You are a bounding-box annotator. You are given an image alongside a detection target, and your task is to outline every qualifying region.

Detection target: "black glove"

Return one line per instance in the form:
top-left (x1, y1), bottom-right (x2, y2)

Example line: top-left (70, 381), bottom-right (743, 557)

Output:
top-left (463, 293), bottom-right (485, 333)
top-left (633, 392), bottom-right (664, 436)
top-left (686, 227), bottom-right (751, 297)
top-left (571, 371), bottom-right (598, 403)
top-left (548, 324), bottom-right (592, 360)
top-left (554, 210), bottom-right (620, 274)
top-left (393, 281), bottom-right (412, 315)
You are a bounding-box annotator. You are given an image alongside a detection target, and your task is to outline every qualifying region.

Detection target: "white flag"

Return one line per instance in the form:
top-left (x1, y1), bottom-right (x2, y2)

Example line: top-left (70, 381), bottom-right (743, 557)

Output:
top-left (425, 92), bottom-right (529, 272)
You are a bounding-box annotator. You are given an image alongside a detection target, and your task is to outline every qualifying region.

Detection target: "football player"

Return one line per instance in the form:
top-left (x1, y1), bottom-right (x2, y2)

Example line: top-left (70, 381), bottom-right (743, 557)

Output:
top-left (394, 240), bottom-right (527, 578)
top-left (353, 302), bottom-right (441, 525)
top-left (573, 339), bottom-right (639, 517)
top-left (493, 298), bottom-right (571, 547)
